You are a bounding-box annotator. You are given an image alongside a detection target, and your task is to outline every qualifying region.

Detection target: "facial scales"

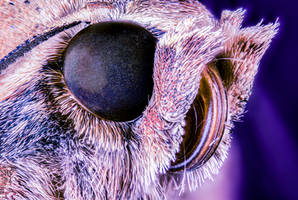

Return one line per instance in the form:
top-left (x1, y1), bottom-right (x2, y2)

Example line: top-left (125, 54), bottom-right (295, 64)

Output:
top-left (0, 0), bottom-right (278, 199)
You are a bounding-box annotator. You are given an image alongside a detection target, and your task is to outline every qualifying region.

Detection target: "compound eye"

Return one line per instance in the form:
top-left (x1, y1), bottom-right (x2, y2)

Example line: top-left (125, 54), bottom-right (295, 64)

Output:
top-left (63, 22), bottom-right (156, 122)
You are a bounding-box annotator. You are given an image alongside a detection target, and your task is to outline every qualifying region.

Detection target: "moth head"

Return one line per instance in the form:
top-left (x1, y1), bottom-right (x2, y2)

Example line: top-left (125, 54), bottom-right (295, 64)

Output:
top-left (0, 0), bottom-right (278, 199)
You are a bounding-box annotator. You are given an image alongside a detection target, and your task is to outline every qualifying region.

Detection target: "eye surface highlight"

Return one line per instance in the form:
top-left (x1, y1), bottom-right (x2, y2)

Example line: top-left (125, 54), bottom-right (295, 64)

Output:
top-left (63, 22), bottom-right (156, 122)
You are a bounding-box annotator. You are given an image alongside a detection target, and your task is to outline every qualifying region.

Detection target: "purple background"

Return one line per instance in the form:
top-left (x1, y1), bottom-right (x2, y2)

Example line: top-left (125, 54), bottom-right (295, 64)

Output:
top-left (183, 0), bottom-right (298, 199)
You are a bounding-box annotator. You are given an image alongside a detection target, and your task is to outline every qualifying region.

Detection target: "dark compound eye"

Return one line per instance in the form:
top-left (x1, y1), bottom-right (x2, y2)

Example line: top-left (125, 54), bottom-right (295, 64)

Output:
top-left (63, 22), bottom-right (156, 122)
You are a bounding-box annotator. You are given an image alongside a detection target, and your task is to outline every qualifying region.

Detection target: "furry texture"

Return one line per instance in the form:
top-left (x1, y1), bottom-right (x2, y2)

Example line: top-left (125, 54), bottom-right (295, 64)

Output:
top-left (0, 0), bottom-right (278, 199)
